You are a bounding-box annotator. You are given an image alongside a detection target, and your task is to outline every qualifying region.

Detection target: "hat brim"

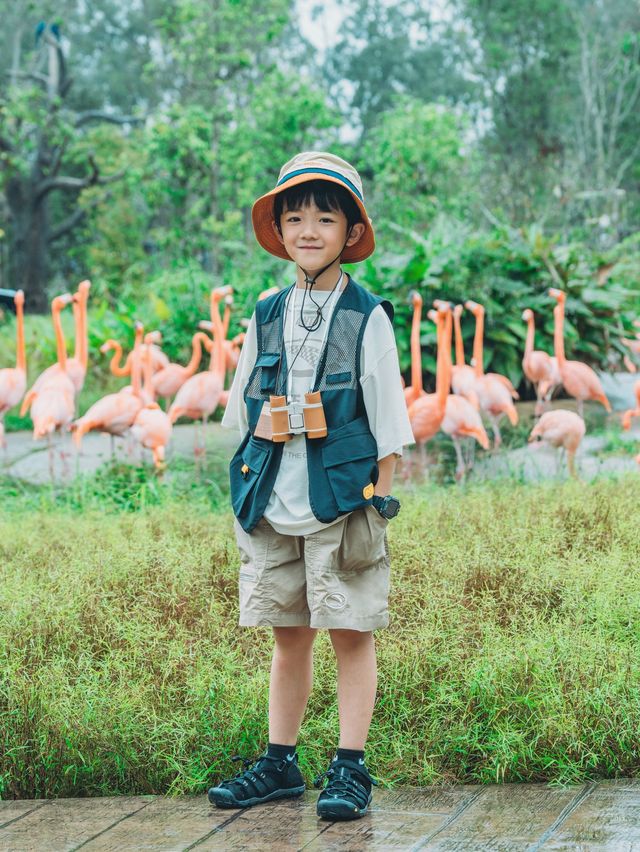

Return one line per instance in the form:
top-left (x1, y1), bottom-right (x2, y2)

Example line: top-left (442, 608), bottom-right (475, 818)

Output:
top-left (251, 172), bottom-right (375, 263)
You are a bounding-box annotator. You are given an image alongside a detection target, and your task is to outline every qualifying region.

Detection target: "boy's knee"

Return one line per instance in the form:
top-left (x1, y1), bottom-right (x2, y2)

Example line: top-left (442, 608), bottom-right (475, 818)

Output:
top-left (329, 628), bottom-right (373, 650)
top-left (273, 625), bottom-right (317, 651)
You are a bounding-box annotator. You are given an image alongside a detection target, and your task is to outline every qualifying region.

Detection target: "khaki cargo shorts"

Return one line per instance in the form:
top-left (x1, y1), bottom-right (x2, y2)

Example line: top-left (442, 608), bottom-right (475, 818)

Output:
top-left (233, 505), bottom-right (391, 631)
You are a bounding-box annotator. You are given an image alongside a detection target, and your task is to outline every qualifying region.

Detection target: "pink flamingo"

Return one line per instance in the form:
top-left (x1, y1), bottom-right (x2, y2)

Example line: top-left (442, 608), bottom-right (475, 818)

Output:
top-left (72, 323), bottom-right (146, 454)
top-left (449, 304), bottom-right (480, 409)
top-left (404, 291), bottom-right (427, 407)
top-left (466, 301), bottom-right (519, 398)
top-left (435, 306), bottom-right (490, 479)
top-left (29, 295), bottom-right (76, 475)
top-left (407, 303), bottom-right (451, 467)
top-left (622, 380), bottom-right (640, 431)
top-left (151, 332), bottom-right (214, 406)
top-left (621, 335), bottom-right (640, 372)
top-left (101, 330), bottom-right (169, 378)
top-left (464, 300), bottom-right (518, 447)
top-left (0, 290), bottom-right (27, 422)
top-left (548, 288), bottom-right (611, 417)
top-left (20, 293), bottom-right (75, 417)
top-left (66, 279), bottom-right (91, 392)
top-left (168, 286), bottom-right (229, 455)
top-left (529, 409), bottom-right (586, 478)
top-left (521, 308), bottom-right (560, 415)
top-left (130, 337), bottom-right (173, 469)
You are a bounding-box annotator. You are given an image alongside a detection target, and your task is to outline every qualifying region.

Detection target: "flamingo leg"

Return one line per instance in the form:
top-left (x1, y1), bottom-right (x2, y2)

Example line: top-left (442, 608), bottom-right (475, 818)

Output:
top-left (48, 433), bottom-right (54, 481)
top-left (577, 399), bottom-right (584, 418)
top-left (453, 438), bottom-right (465, 482)
top-left (110, 434), bottom-right (115, 460)
top-left (488, 413), bottom-right (502, 449)
top-left (463, 437), bottom-right (476, 473)
top-left (567, 449), bottom-right (577, 478)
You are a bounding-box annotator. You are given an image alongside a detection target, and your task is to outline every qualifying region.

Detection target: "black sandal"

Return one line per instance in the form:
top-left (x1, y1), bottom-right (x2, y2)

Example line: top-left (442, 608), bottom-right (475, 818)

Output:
top-left (208, 752), bottom-right (305, 809)
top-left (314, 758), bottom-right (378, 820)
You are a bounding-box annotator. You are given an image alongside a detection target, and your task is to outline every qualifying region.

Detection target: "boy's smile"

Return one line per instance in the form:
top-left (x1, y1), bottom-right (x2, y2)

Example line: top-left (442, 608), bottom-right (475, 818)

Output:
top-left (272, 201), bottom-right (365, 289)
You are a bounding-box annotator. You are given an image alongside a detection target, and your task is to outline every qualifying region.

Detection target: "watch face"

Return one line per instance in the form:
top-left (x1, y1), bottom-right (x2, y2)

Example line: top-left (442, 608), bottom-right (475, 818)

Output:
top-left (384, 497), bottom-right (401, 518)
top-left (387, 497), bottom-right (400, 518)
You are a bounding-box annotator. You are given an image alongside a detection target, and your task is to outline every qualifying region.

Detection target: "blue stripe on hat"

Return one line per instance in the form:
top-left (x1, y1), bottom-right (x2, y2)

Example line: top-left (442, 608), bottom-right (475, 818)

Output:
top-left (276, 167), bottom-right (363, 201)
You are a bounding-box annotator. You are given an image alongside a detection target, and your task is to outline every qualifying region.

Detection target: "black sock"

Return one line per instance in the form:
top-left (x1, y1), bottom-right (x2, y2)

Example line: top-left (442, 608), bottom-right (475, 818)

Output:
top-left (335, 747), bottom-right (365, 764)
top-left (267, 742), bottom-right (296, 761)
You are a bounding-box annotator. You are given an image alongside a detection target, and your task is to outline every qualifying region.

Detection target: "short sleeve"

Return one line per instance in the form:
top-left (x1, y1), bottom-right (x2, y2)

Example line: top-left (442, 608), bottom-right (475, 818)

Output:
top-left (360, 305), bottom-right (415, 458)
top-left (221, 313), bottom-right (257, 437)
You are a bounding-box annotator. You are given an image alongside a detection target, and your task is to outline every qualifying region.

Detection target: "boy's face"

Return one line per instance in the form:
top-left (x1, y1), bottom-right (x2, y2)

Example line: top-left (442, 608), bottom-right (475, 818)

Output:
top-left (272, 199), bottom-right (365, 272)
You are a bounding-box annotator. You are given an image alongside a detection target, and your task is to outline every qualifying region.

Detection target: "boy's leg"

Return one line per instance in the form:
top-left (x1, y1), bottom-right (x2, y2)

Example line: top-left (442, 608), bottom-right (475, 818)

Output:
top-left (269, 625), bottom-right (318, 744)
top-left (329, 628), bottom-right (377, 749)
top-left (314, 628), bottom-right (379, 820)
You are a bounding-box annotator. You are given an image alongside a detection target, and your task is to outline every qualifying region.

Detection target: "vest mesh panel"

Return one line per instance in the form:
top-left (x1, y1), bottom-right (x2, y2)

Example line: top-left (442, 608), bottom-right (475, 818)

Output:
top-left (317, 309), bottom-right (363, 391)
top-left (246, 318), bottom-right (282, 401)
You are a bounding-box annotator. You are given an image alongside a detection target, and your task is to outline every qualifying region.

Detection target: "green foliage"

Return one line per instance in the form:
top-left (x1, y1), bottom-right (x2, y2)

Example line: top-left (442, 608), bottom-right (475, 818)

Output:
top-left (1, 475), bottom-right (639, 796)
top-left (361, 217), bottom-right (640, 386)
top-left (358, 99), bottom-right (470, 236)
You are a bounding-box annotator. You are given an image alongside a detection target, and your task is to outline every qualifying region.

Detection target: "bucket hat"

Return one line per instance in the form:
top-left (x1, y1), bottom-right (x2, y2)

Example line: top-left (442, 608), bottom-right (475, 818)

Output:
top-left (251, 151), bottom-right (375, 263)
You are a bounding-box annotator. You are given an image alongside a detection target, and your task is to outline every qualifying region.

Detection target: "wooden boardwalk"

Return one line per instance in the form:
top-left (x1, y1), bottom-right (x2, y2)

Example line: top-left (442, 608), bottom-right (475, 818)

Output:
top-left (1, 781), bottom-right (639, 851)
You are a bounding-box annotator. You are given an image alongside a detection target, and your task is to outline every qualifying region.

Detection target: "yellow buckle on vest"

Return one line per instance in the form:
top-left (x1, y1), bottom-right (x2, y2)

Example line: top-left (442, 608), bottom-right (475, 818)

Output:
top-left (241, 463), bottom-right (249, 478)
top-left (363, 483), bottom-right (374, 500)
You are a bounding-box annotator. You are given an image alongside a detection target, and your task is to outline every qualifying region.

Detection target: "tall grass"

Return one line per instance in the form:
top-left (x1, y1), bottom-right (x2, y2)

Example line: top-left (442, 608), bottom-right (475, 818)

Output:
top-left (1, 473), bottom-right (639, 798)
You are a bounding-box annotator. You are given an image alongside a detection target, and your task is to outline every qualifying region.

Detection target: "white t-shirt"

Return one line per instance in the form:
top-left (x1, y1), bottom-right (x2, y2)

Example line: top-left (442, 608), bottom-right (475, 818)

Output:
top-left (222, 279), bottom-right (414, 535)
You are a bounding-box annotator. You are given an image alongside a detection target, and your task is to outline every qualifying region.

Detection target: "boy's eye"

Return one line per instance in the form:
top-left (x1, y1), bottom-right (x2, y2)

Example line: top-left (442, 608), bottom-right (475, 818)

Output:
top-left (319, 217), bottom-right (335, 224)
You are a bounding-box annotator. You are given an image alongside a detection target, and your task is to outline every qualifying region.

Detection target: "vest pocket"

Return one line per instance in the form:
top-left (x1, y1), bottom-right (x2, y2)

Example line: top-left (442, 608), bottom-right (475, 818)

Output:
top-left (256, 352), bottom-right (281, 394)
top-left (321, 418), bottom-right (379, 513)
top-left (230, 436), bottom-right (270, 516)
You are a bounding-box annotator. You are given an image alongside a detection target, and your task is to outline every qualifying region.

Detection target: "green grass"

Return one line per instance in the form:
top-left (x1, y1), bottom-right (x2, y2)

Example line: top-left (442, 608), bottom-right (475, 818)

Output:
top-left (1, 470), bottom-right (640, 798)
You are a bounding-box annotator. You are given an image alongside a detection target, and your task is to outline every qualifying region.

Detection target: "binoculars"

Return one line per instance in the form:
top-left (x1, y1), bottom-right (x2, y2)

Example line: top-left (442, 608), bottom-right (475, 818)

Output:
top-left (269, 392), bottom-right (327, 442)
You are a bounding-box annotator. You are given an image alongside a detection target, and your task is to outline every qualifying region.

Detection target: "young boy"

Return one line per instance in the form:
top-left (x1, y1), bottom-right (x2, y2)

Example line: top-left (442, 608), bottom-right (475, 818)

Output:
top-left (209, 152), bottom-right (414, 821)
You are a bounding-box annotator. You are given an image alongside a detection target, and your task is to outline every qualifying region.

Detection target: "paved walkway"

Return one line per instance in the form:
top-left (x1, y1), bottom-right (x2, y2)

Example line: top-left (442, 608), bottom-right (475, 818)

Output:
top-left (1, 781), bottom-right (638, 850)
top-left (1, 399), bottom-right (638, 486)
top-left (0, 423), bottom-right (238, 484)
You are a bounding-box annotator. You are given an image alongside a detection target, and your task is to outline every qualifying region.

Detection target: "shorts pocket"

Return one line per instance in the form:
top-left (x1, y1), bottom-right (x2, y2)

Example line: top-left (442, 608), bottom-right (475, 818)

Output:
top-left (321, 417), bottom-right (378, 513)
top-left (339, 506), bottom-right (388, 573)
top-left (230, 436), bottom-right (270, 516)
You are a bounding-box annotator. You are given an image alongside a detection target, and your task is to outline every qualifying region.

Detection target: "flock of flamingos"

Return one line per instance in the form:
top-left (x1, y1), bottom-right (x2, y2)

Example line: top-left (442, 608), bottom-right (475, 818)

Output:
top-left (0, 280), bottom-right (638, 479)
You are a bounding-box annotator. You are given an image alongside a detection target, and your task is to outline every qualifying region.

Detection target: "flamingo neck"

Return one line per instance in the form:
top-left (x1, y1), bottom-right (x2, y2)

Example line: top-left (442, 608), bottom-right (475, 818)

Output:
top-left (52, 303), bottom-right (67, 370)
top-left (107, 341), bottom-right (128, 376)
top-left (525, 315), bottom-right (535, 357)
top-left (438, 310), bottom-right (452, 408)
top-left (553, 302), bottom-right (566, 366)
top-left (453, 311), bottom-right (465, 366)
top-left (131, 330), bottom-right (144, 398)
top-left (222, 304), bottom-right (231, 339)
top-left (410, 300), bottom-right (423, 394)
top-left (184, 332), bottom-right (205, 376)
top-left (142, 347), bottom-right (154, 400)
top-left (73, 301), bottom-right (81, 360)
top-left (15, 300), bottom-right (26, 373)
top-left (81, 292), bottom-right (89, 368)
top-left (472, 311), bottom-right (484, 377)
top-left (211, 298), bottom-right (225, 378)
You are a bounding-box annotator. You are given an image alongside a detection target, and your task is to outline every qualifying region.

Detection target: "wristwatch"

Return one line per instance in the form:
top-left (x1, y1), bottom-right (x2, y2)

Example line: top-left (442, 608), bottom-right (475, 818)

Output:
top-left (371, 495), bottom-right (401, 519)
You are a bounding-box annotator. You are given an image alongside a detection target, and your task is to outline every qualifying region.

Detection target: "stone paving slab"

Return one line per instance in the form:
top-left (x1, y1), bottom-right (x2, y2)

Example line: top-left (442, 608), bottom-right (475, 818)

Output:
top-left (1, 782), bottom-right (639, 851)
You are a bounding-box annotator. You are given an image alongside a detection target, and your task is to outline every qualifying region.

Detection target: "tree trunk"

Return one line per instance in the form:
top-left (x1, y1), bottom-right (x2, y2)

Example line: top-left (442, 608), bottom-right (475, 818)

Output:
top-left (5, 173), bottom-right (50, 312)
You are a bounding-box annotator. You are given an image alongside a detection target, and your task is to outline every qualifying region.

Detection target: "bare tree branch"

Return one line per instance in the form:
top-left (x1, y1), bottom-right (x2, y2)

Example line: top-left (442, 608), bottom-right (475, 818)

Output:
top-left (3, 70), bottom-right (49, 85)
top-left (36, 155), bottom-right (125, 201)
top-left (48, 206), bottom-right (87, 242)
top-left (75, 111), bottom-right (145, 128)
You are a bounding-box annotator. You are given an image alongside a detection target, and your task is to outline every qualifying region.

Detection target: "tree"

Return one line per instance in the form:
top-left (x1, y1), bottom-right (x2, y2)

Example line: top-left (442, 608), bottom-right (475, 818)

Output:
top-left (357, 98), bottom-right (469, 240)
top-left (328, 0), bottom-right (474, 136)
top-left (0, 19), bottom-right (141, 309)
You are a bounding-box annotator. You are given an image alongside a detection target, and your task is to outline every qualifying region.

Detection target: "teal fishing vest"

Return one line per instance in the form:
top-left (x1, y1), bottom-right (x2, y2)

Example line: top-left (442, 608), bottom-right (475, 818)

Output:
top-left (229, 277), bottom-right (394, 533)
